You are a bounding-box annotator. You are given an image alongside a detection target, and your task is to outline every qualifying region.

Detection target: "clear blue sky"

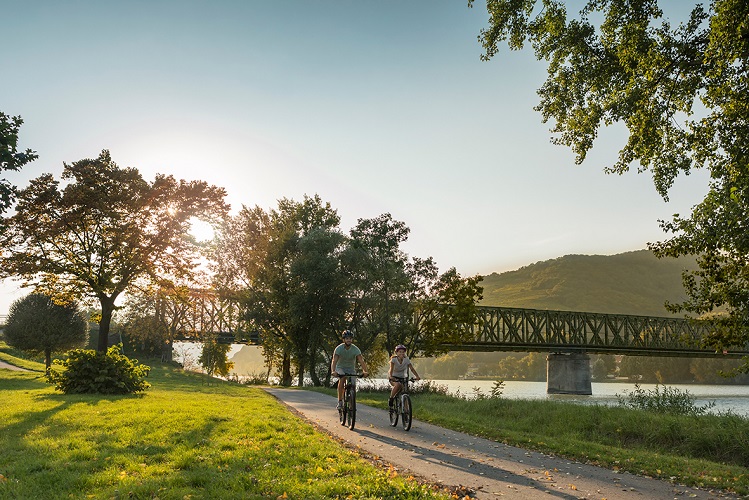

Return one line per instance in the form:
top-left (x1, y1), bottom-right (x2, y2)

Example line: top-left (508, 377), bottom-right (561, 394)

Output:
top-left (1, 1), bottom-right (708, 315)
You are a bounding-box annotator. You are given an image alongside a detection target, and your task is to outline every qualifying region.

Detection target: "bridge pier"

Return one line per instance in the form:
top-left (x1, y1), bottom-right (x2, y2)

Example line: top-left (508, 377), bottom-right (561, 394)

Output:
top-left (546, 353), bottom-right (592, 395)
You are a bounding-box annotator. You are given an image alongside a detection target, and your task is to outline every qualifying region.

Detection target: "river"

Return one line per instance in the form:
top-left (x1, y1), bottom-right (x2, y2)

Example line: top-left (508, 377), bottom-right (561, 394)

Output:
top-left (423, 379), bottom-right (749, 417)
top-left (174, 343), bottom-right (749, 417)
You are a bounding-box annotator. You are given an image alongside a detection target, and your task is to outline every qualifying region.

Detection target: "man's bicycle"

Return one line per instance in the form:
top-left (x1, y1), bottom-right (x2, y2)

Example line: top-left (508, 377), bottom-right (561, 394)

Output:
top-left (389, 376), bottom-right (413, 431)
top-left (338, 373), bottom-right (360, 430)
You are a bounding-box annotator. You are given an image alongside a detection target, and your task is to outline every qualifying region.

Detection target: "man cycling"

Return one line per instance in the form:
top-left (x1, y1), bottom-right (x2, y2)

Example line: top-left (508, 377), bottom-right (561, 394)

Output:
top-left (331, 330), bottom-right (369, 409)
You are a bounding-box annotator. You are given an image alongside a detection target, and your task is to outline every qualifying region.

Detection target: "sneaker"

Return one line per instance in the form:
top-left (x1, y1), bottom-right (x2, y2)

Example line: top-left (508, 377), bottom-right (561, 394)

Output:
top-left (336, 401), bottom-right (343, 410)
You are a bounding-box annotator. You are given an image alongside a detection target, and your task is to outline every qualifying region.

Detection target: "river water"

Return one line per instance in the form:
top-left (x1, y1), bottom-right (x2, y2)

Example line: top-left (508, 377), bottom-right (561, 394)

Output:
top-left (424, 379), bottom-right (749, 417)
top-left (174, 343), bottom-right (749, 417)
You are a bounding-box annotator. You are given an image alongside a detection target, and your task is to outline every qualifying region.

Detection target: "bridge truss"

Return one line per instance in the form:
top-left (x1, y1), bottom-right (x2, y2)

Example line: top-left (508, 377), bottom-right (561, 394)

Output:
top-left (445, 306), bottom-right (749, 357)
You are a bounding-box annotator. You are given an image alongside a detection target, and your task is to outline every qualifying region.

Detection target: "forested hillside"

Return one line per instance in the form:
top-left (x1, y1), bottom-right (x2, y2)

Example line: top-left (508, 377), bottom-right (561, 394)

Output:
top-left (480, 249), bottom-right (699, 317)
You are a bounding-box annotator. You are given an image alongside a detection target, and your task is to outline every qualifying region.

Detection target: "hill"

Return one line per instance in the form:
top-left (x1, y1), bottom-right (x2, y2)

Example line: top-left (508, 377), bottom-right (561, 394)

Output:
top-left (480, 249), bottom-right (699, 317)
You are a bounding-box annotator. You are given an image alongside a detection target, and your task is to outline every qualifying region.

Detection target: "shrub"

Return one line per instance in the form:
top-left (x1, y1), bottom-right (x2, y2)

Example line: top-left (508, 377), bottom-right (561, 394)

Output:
top-left (616, 383), bottom-right (715, 416)
top-left (47, 344), bottom-right (151, 394)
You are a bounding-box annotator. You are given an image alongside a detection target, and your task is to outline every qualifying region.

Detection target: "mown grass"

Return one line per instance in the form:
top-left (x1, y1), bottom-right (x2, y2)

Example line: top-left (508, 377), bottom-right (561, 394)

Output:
top-left (310, 384), bottom-right (749, 496)
top-left (0, 346), bottom-right (449, 500)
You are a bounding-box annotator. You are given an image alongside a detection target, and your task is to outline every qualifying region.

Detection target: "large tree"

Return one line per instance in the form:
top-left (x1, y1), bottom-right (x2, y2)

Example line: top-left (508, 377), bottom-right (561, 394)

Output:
top-left (1, 112), bottom-right (37, 219)
top-left (0, 150), bottom-right (229, 351)
top-left (344, 214), bottom-right (414, 355)
top-left (470, 0), bottom-right (749, 357)
top-left (212, 195), bottom-right (346, 386)
top-left (4, 293), bottom-right (88, 372)
top-left (345, 214), bottom-right (484, 359)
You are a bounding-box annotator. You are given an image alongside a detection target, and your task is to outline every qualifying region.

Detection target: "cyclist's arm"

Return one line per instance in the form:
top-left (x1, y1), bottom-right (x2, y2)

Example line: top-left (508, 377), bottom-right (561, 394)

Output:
top-left (331, 353), bottom-right (340, 374)
top-left (356, 354), bottom-right (368, 376)
top-left (387, 360), bottom-right (394, 380)
top-left (408, 363), bottom-right (420, 380)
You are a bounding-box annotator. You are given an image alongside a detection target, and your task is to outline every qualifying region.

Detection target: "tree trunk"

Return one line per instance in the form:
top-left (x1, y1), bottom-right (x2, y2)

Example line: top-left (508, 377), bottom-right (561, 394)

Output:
top-left (309, 351), bottom-right (321, 386)
top-left (297, 359), bottom-right (305, 387)
top-left (45, 348), bottom-right (51, 374)
top-left (281, 351), bottom-right (292, 386)
top-left (98, 296), bottom-right (116, 352)
top-left (161, 338), bottom-right (174, 363)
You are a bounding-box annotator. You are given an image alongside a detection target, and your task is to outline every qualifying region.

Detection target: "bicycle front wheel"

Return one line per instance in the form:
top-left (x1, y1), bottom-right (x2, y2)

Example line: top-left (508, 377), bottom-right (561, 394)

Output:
top-left (347, 388), bottom-right (356, 430)
top-left (401, 394), bottom-right (412, 431)
top-left (389, 397), bottom-right (399, 427)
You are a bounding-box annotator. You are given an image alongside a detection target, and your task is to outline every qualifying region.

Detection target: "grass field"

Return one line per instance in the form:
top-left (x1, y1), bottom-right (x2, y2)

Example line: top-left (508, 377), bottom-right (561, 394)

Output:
top-left (0, 346), bottom-right (449, 500)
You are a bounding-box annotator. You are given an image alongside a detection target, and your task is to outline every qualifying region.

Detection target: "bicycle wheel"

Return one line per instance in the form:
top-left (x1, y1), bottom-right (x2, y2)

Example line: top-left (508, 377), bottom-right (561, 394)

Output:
top-left (401, 394), bottom-right (412, 431)
top-left (347, 387), bottom-right (356, 430)
top-left (389, 397), bottom-right (399, 427)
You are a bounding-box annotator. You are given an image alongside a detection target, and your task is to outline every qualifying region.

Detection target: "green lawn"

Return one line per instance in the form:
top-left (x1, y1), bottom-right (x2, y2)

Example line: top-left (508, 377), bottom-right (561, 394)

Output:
top-left (0, 349), bottom-right (448, 500)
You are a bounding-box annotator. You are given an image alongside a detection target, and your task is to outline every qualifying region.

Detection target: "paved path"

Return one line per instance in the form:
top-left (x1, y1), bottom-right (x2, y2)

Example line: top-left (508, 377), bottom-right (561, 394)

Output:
top-left (265, 388), bottom-right (739, 500)
top-left (0, 360), bottom-right (30, 371)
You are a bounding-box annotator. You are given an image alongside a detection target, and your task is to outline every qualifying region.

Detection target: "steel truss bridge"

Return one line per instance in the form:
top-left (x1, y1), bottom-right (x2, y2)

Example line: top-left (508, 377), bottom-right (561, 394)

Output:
top-left (441, 305), bottom-right (749, 357)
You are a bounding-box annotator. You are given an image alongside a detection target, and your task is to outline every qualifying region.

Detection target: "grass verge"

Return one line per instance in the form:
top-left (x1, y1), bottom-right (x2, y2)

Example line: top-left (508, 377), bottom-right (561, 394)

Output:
top-left (308, 384), bottom-right (749, 496)
top-left (0, 345), bottom-right (449, 500)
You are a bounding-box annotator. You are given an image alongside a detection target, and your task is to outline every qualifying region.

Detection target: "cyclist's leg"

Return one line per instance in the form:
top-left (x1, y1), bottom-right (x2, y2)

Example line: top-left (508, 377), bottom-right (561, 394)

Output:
top-left (336, 377), bottom-right (345, 408)
top-left (389, 380), bottom-right (402, 407)
top-left (389, 379), bottom-right (401, 399)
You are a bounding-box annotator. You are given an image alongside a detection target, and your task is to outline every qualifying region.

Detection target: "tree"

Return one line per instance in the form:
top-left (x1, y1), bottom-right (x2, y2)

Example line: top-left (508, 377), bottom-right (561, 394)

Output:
top-left (4, 293), bottom-right (88, 372)
top-left (212, 195), bottom-right (346, 386)
top-left (288, 226), bottom-right (348, 386)
top-left (470, 0), bottom-right (749, 359)
top-left (120, 284), bottom-right (192, 361)
top-left (345, 214), bottom-right (413, 355)
top-left (1, 112), bottom-right (37, 220)
top-left (345, 214), bottom-right (484, 359)
top-left (408, 265), bottom-right (484, 357)
top-left (0, 150), bottom-right (228, 352)
top-left (199, 338), bottom-right (235, 378)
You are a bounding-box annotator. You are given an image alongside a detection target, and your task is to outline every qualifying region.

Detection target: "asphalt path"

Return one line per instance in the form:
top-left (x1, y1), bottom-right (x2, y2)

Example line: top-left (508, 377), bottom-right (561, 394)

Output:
top-left (0, 360), bottom-right (29, 371)
top-left (265, 388), bottom-right (739, 500)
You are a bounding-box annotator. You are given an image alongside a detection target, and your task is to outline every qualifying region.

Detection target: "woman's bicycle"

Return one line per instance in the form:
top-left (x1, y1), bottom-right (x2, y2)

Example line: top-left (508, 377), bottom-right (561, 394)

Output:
top-left (338, 373), bottom-right (360, 430)
top-left (389, 376), bottom-right (413, 431)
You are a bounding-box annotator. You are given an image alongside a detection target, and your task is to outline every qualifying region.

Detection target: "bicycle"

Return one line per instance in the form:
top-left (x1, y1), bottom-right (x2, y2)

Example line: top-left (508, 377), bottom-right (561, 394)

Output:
top-left (338, 373), bottom-right (360, 430)
top-left (389, 376), bottom-right (413, 431)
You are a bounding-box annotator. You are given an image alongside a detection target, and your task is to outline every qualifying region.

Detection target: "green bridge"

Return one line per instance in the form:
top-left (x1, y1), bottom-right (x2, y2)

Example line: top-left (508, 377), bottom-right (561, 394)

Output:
top-left (444, 305), bottom-right (748, 357)
top-left (438, 305), bottom-right (747, 395)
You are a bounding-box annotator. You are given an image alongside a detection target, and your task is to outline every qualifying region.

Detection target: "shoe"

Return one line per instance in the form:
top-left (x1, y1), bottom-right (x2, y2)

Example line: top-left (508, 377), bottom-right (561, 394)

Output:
top-left (336, 401), bottom-right (342, 410)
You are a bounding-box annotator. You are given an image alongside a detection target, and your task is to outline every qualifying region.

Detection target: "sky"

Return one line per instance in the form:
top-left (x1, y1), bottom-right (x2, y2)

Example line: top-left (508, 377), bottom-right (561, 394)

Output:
top-left (1, 1), bottom-right (709, 316)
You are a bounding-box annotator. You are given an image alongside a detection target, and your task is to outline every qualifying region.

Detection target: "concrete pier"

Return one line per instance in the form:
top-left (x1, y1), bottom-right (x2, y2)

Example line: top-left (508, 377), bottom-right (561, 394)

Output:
top-left (546, 352), bottom-right (592, 395)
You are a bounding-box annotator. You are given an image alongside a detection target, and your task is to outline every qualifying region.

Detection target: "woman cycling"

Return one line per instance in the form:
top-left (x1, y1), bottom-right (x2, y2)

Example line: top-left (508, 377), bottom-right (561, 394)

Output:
top-left (387, 344), bottom-right (420, 409)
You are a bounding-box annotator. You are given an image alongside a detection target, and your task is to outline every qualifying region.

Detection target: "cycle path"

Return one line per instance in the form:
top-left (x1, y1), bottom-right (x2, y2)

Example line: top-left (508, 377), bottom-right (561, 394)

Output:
top-left (0, 360), bottom-right (30, 371)
top-left (265, 388), bottom-right (738, 500)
